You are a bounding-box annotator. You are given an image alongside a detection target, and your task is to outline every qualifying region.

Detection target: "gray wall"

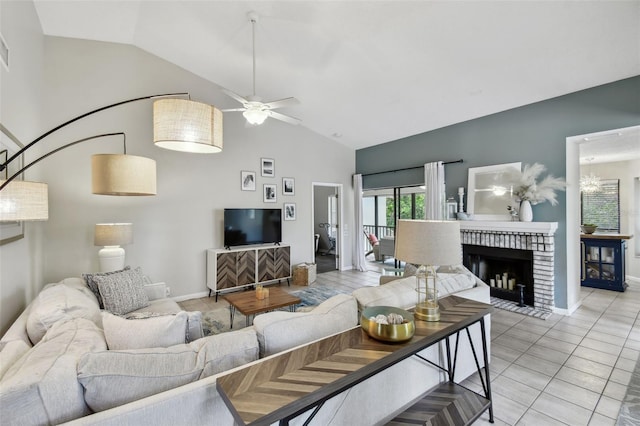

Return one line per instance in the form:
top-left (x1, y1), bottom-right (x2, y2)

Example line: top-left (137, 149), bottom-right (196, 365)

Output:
top-left (356, 76), bottom-right (640, 309)
top-left (0, 18), bottom-right (355, 333)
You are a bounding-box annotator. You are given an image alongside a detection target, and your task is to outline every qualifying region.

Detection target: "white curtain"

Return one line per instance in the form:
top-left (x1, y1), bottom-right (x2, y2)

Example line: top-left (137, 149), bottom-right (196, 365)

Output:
top-left (424, 161), bottom-right (445, 220)
top-left (353, 174), bottom-right (367, 271)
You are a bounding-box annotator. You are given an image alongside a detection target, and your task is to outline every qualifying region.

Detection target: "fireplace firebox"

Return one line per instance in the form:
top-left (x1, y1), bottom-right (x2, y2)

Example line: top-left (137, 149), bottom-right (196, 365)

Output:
top-left (463, 244), bottom-right (534, 306)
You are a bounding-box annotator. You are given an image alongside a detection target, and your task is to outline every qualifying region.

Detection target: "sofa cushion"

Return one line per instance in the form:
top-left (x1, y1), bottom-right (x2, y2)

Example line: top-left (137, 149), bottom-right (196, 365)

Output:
top-left (0, 318), bottom-right (106, 425)
top-left (253, 294), bottom-right (358, 357)
top-left (82, 266), bottom-right (131, 308)
top-left (77, 328), bottom-right (259, 412)
top-left (353, 267), bottom-right (477, 311)
top-left (95, 267), bottom-right (150, 315)
top-left (0, 340), bottom-right (30, 381)
top-left (102, 311), bottom-right (188, 350)
top-left (25, 280), bottom-right (101, 345)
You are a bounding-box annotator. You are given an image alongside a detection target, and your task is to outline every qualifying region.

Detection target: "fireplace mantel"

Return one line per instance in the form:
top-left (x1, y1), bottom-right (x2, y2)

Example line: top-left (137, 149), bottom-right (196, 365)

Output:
top-left (459, 221), bottom-right (558, 235)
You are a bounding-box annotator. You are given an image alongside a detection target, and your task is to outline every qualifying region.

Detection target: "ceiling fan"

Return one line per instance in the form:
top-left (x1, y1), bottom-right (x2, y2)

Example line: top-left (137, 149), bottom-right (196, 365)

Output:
top-left (222, 12), bottom-right (300, 126)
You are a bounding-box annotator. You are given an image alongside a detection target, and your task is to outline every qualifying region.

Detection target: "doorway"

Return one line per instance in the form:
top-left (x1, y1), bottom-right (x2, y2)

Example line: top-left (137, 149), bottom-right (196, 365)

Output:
top-left (565, 124), bottom-right (640, 314)
top-left (312, 182), bottom-right (343, 273)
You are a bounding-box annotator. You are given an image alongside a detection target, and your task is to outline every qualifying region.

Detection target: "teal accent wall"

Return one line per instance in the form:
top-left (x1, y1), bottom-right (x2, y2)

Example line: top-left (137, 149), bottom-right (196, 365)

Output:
top-left (356, 75), bottom-right (640, 309)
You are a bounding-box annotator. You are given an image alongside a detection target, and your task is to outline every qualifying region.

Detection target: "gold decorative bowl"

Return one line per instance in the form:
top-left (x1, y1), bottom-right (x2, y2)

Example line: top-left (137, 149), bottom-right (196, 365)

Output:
top-left (361, 306), bottom-right (415, 343)
top-left (581, 225), bottom-right (597, 234)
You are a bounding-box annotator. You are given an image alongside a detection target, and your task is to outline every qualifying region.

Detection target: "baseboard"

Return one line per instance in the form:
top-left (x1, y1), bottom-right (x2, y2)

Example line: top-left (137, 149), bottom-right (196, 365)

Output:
top-left (626, 275), bottom-right (640, 284)
top-left (553, 299), bottom-right (582, 316)
top-left (173, 291), bottom-right (209, 302)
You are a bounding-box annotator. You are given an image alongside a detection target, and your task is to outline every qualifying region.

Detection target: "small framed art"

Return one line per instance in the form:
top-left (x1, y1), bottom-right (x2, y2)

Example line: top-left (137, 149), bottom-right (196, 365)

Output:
top-left (284, 203), bottom-right (296, 221)
top-left (241, 171), bottom-right (256, 191)
top-left (261, 158), bottom-right (275, 177)
top-left (263, 184), bottom-right (277, 203)
top-left (282, 177), bottom-right (295, 195)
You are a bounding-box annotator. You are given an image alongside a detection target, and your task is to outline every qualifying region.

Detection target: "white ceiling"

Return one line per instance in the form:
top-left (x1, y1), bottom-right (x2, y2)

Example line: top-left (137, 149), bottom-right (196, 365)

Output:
top-left (579, 126), bottom-right (640, 164)
top-left (33, 1), bottom-right (640, 151)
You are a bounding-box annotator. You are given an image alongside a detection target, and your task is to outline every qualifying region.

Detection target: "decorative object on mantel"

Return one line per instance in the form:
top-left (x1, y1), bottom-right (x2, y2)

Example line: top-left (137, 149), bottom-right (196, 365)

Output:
top-left (508, 163), bottom-right (566, 222)
top-left (467, 162), bottom-right (521, 221)
top-left (581, 224), bottom-right (598, 234)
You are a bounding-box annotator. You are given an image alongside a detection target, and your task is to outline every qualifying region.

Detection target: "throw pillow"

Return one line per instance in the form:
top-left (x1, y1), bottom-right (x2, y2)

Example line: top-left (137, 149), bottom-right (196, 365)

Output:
top-left (94, 267), bottom-right (149, 315)
top-left (82, 266), bottom-right (131, 309)
top-left (102, 311), bottom-right (188, 350)
top-left (77, 328), bottom-right (259, 413)
top-left (368, 234), bottom-right (379, 245)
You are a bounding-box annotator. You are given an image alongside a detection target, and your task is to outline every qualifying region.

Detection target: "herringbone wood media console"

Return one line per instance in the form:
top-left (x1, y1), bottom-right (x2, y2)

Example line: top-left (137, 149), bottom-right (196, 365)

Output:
top-left (206, 245), bottom-right (291, 301)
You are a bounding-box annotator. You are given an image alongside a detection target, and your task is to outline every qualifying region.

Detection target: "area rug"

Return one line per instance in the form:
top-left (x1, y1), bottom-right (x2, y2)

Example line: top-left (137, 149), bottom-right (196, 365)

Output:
top-left (490, 297), bottom-right (552, 320)
top-left (201, 307), bottom-right (246, 336)
top-left (201, 286), bottom-right (351, 336)
top-left (290, 286), bottom-right (351, 308)
top-left (617, 356), bottom-right (640, 425)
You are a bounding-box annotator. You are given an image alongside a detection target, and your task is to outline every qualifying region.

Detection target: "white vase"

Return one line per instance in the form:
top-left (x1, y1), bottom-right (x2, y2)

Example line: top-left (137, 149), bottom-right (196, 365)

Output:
top-left (520, 200), bottom-right (533, 222)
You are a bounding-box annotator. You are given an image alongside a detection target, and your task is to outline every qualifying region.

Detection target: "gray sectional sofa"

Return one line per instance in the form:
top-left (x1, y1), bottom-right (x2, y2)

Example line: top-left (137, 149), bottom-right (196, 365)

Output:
top-left (0, 265), bottom-right (489, 425)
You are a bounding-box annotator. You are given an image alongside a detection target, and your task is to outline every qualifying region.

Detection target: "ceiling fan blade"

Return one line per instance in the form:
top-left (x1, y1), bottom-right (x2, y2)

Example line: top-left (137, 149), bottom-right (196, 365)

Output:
top-left (263, 97), bottom-right (300, 110)
top-left (268, 110), bottom-right (301, 126)
top-left (221, 108), bottom-right (247, 112)
top-left (222, 89), bottom-right (249, 106)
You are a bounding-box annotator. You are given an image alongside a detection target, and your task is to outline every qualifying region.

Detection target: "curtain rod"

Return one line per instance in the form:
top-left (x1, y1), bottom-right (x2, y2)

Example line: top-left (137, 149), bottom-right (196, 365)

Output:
top-left (361, 159), bottom-right (463, 178)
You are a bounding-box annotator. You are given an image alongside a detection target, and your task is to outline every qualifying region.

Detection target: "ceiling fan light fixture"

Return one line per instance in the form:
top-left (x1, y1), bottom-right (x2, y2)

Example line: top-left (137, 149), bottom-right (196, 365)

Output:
top-left (243, 108), bottom-right (269, 125)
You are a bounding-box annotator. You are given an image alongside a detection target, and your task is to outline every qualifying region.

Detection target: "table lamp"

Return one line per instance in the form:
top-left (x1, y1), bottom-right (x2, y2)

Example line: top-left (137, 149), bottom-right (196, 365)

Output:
top-left (394, 220), bottom-right (462, 321)
top-left (94, 223), bottom-right (133, 272)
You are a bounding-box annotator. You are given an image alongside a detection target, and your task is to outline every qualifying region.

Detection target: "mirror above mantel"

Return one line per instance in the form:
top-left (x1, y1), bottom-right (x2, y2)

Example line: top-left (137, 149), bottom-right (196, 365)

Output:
top-left (467, 162), bottom-right (521, 221)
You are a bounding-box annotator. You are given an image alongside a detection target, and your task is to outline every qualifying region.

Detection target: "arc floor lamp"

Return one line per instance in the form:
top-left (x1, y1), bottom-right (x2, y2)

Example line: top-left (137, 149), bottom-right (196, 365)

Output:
top-left (0, 93), bottom-right (223, 222)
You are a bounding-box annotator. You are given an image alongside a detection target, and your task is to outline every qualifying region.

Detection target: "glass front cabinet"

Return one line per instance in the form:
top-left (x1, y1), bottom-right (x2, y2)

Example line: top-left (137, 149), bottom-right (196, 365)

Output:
top-left (581, 237), bottom-right (627, 292)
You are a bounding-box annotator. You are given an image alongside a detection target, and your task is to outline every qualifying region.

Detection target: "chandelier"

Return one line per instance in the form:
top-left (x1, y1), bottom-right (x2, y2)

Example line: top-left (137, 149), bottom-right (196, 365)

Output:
top-left (580, 157), bottom-right (601, 193)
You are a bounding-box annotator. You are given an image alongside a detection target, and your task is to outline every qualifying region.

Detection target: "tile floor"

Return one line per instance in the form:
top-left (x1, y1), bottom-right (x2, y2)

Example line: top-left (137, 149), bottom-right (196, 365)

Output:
top-left (180, 264), bottom-right (640, 426)
top-left (468, 283), bottom-right (640, 426)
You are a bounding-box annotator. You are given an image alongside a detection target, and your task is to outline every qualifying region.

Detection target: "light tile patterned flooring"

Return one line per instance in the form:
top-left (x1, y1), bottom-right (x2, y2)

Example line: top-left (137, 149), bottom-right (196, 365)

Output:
top-left (180, 264), bottom-right (640, 426)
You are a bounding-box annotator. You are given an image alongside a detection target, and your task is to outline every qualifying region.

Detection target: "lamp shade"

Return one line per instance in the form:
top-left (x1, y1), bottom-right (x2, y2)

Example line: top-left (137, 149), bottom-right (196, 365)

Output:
top-left (153, 99), bottom-right (223, 153)
top-left (394, 220), bottom-right (462, 266)
top-left (0, 180), bottom-right (49, 221)
top-left (92, 154), bottom-right (156, 196)
top-left (94, 223), bottom-right (133, 246)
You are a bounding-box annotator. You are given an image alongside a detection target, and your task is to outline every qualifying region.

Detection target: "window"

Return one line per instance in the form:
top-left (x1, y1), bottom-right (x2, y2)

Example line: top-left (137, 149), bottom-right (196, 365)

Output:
top-left (581, 179), bottom-right (620, 232)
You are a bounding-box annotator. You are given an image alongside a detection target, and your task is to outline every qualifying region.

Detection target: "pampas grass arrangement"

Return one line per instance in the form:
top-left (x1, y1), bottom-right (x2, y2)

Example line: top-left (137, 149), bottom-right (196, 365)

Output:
top-left (509, 163), bottom-right (566, 206)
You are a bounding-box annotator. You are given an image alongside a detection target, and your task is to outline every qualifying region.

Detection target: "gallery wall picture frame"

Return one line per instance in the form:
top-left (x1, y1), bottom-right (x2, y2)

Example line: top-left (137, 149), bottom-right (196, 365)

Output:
top-left (241, 171), bottom-right (256, 191)
top-left (282, 177), bottom-right (295, 195)
top-left (1, 123), bottom-right (25, 245)
top-left (284, 203), bottom-right (296, 221)
top-left (263, 184), bottom-right (277, 203)
top-left (261, 158), bottom-right (275, 177)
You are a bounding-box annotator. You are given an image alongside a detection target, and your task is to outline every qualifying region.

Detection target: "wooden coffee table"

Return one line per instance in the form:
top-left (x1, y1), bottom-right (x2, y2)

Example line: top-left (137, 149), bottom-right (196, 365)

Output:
top-left (222, 287), bottom-right (301, 328)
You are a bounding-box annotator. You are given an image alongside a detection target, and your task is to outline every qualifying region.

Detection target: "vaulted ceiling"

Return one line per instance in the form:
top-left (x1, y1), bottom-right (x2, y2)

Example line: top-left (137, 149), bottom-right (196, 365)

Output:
top-left (33, 1), bottom-right (640, 152)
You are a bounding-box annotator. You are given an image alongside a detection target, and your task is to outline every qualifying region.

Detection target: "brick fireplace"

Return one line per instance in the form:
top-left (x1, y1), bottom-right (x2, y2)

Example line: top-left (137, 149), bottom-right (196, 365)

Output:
top-left (459, 221), bottom-right (558, 314)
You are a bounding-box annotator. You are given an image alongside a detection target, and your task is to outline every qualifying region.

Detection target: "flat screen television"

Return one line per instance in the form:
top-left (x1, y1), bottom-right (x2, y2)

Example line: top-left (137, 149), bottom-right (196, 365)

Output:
top-left (224, 208), bottom-right (282, 247)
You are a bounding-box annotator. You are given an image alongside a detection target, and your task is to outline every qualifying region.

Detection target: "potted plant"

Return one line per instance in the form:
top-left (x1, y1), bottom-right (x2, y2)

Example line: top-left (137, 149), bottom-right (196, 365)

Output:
top-left (507, 163), bottom-right (566, 222)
